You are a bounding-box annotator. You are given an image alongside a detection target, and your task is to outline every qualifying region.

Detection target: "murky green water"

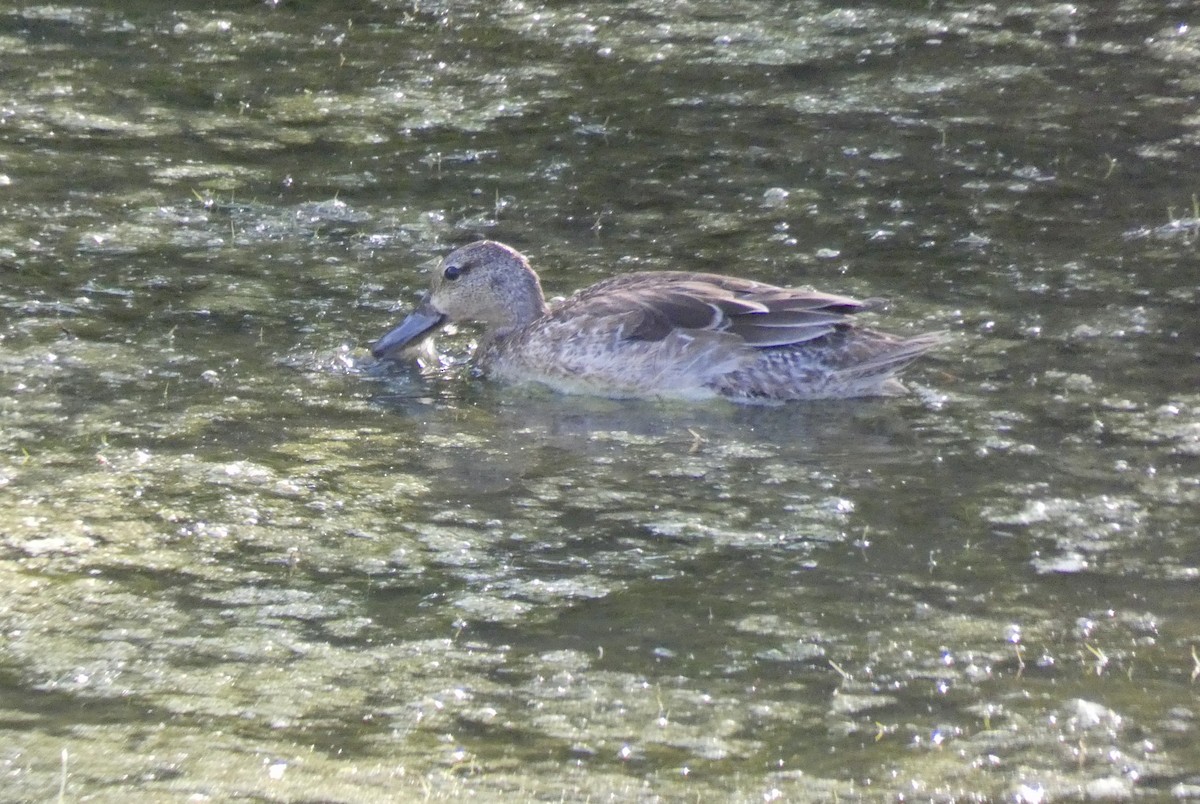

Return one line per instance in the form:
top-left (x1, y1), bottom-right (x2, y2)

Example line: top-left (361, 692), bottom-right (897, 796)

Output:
top-left (3, 1), bottom-right (1200, 801)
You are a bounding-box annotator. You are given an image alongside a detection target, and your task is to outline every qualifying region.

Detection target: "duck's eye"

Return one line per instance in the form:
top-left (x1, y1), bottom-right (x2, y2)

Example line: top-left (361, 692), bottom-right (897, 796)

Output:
top-left (443, 263), bottom-right (464, 281)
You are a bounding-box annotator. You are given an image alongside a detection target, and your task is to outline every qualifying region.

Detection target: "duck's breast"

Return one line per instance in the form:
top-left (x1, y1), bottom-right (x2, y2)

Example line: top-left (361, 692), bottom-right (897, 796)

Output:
top-left (482, 314), bottom-right (753, 400)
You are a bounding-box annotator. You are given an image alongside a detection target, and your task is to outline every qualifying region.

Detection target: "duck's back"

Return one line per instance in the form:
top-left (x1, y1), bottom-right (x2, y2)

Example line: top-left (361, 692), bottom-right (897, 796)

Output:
top-left (485, 270), bottom-right (940, 402)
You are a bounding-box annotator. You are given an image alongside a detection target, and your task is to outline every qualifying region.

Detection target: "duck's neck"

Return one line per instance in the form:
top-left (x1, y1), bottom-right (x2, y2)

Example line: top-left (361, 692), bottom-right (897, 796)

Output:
top-left (490, 268), bottom-right (549, 340)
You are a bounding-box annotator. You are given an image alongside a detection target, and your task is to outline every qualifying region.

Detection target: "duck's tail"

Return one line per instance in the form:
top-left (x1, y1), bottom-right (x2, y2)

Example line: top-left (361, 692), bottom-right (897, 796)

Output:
top-left (831, 330), bottom-right (947, 397)
top-left (709, 329), bottom-right (945, 402)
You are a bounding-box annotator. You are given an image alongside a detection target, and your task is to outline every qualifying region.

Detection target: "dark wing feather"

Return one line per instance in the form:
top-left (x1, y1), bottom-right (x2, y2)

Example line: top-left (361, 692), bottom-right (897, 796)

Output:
top-left (560, 271), bottom-right (870, 349)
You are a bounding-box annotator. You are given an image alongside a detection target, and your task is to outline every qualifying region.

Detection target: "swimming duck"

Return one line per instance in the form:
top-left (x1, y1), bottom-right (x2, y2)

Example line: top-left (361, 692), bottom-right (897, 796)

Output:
top-left (372, 240), bottom-right (942, 403)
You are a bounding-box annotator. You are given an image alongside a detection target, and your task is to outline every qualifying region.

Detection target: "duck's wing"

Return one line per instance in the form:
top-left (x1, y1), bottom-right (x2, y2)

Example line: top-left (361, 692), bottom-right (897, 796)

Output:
top-left (562, 271), bottom-right (870, 348)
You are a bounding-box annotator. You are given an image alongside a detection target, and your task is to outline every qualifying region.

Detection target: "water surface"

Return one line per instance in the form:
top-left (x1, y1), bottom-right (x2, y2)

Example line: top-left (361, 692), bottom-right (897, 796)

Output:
top-left (2, 1), bottom-right (1200, 801)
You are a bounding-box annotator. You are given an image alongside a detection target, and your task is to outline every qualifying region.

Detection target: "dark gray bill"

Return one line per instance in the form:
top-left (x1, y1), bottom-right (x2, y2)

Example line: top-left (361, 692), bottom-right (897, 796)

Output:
top-left (371, 294), bottom-right (446, 359)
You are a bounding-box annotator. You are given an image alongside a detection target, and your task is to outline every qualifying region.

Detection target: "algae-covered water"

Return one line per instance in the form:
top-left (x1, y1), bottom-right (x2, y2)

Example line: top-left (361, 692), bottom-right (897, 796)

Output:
top-left (2, 2), bottom-right (1200, 801)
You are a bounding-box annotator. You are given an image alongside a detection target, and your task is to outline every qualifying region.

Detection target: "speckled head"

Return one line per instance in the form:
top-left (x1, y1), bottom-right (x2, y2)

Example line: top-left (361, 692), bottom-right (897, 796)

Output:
top-left (372, 240), bottom-right (549, 359)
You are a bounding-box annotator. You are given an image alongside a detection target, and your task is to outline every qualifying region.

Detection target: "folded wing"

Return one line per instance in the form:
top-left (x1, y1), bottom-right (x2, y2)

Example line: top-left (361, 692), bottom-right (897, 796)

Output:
top-left (561, 271), bottom-right (870, 349)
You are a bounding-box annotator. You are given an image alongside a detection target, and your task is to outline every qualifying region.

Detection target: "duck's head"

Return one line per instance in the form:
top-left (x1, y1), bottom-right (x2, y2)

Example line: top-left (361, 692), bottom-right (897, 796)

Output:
top-left (371, 240), bottom-right (548, 360)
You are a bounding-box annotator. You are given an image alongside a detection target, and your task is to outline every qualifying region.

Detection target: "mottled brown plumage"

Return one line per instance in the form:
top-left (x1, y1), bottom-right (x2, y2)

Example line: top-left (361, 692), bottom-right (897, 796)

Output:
top-left (372, 240), bottom-right (942, 403)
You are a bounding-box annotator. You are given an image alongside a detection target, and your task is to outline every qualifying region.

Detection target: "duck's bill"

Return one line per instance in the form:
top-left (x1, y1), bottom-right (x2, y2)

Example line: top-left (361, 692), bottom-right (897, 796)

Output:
top-left (371, 296), bottom-right (446, 359)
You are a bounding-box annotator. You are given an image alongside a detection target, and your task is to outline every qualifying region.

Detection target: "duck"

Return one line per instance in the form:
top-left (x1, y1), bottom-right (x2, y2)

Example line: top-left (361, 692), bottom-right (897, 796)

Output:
top-left (371, 240), bottom-right (943, 403)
